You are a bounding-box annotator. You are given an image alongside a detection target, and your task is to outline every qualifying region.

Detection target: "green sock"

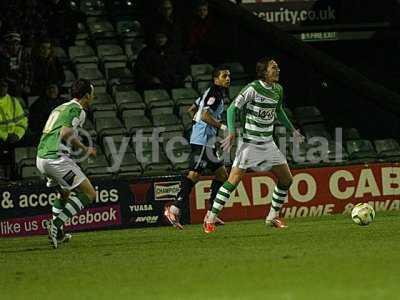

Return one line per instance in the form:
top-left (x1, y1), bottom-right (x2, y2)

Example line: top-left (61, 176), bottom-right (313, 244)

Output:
top-left (52, 197), bottom-right (66, 220)
top-left (53, 192), bottom-right (92, 228)
top-left (209, 181), bottom-right (236, 222)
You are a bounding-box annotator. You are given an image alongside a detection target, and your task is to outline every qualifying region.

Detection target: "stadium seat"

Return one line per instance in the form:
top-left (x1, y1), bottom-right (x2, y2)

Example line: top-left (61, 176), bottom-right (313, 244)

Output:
top-left (149, 99), bottom-right (174, 109)
top-left (289, 142), bottom-right (327, 167)
top-left (76, 66), bottom-right (106, 86)
top-left (118, 102), bottom-right (146, 114)
top-left (83, 119), bottom-right (97, 140)
top-left (93, 92), bottom-right (113, 104)
top-left (91, 93), bottom-right (116, 111)
top-left (343, 128), bottom-right (361, 140)
top-left (143, 89), bottom-right (170, 104)
top-left (74, 32), bottom-right (89, 46)
top-left (151, 107), bottom-right (174, 115)
top-left (21, 166), bottom-right (42, 179)
top-left (116, 20), bottom-right (141, 37)
top-left (114, 90), bottom-right (143, 106)
top-left (121, 109), bottom-right (146, 119)
top-left (374, 139), bottom-right (400, 159)
top-left (302, 124), bottom-right (332, 144)
top-left (68, 45), bottom-right (98, 64)
top-left (294, 106), bottom-right (324, 125)
top-left (114, 90), bottom-right (144, 111)
top-left (97, 45), bottom-right (127, 64)
top-left (54, 47), bottom-right (69, 64)
top-left (105, 65), bottom-right (133, 82)
top-left (196, 80), bottom-right (211, 94)
top-left (142, 163), bottom-right (174, 176)
top-left (93, 110), bottom-right (117, 120)
top-left (224, 62), bottom-right (249, 84)
top-left (14, 147), bottom-right (37, 166)
top-left (95, 117), bottom-right (127, 139)
top-left (346, 140), bottom-right (377, 161)
top-left (97, 44), bottom-right (124, 58)
top-left (229, 85), bottom-right (244, 100)
top-left (171, 88), bottom-right (199, 101)
top-left (103, 138), bottom-right (133, 161)
top-left (123, 116), bottom-right (152, 133)
top-left (62, 70), bottom-right (76, 88)
top-left (175, 98), bottom-right (196, 106)
top-left (111, 83), bottom-right (135, 95)
top-left (326, 142), bottom-right (349, 163)
top-left (117, 164), bottom-right (142, 178)
top-left (81, 154), bottom-right (114, 177)
top-left (191, 64), bottom-right (213, 80)
top-left (152, 114), bottom-right (181, 127)
top-left (88, 20), bottom-right (116, 39)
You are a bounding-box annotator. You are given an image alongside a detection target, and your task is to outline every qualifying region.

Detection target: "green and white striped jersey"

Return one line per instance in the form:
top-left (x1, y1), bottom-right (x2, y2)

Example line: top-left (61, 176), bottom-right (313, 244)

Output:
top-left (234, 80), bottom-right (283, 146)
top-left (37, 100), bottom-right (86, 159)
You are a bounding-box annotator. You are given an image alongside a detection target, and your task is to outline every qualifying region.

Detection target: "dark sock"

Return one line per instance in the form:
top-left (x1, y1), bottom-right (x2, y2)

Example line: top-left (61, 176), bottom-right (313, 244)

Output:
top-left (173, 176), bottom-right (195, 210)
top-left (208, 179), bottom-right (224, 211)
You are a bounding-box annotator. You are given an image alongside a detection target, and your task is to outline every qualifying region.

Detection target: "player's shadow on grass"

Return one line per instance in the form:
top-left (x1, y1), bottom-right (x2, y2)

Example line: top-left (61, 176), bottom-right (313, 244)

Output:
top-left (1, 246), bottom-right (52, 254)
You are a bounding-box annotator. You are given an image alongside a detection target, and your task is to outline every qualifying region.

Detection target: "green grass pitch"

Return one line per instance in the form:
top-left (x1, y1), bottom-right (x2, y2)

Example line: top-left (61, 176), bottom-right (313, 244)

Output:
top-left (1, 212), bottom-right (400, 300)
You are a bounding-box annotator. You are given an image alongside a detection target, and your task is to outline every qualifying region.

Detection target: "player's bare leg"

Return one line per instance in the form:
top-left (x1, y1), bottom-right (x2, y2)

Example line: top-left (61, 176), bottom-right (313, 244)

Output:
top-left (265, 163), bottom-right (293, 228)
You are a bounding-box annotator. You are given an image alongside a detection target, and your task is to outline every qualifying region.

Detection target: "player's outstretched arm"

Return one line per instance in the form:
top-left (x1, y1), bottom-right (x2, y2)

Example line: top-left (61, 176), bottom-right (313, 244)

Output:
top-left (60, 126), bottom-right (96, 157)
top-left (276, 104), bottom-right (304, 143)
top-left (221, 102), bottom-right (237, 152)
top-left (201, 110), bottom-right (227, 131)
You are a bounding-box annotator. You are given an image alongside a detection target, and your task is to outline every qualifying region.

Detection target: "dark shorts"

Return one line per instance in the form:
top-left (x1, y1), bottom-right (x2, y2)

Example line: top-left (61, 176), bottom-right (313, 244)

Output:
top-left (189, 144), bottom-right (224, 173)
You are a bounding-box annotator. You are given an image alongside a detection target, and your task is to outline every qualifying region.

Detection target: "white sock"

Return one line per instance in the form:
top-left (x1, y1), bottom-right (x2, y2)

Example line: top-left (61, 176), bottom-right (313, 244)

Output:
top-left (266, 208), bottom-right (278, 221)
top-left (208, 211), bottom-right (217, 223)
top-left (170, 205), bottom-right (180, 215)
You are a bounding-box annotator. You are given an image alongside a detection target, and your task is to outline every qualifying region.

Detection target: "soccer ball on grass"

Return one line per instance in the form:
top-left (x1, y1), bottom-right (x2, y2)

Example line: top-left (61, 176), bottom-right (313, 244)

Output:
top-left (351, 203), bottom-right (375, 226)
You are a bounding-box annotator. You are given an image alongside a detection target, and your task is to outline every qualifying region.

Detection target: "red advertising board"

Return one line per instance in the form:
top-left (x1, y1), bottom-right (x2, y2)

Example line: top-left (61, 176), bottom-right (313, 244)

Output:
top-left (189, 163), bottom-right (400, 224)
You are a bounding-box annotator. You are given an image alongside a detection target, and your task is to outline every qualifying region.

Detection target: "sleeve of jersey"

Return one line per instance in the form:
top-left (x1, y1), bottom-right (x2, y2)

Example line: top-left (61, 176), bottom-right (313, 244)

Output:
top-left (227, 86), bottom-right (252, 134)
top-left (276, 87), bottom-right (295, 132)
top-left (62, 107), bottom-right (81, 128)
top-left (203, 94), bottom-right (220, 112)
top-left (234, 86), bottom-right (252, 109)
top-left (227, 102), bottom-right (237, 134)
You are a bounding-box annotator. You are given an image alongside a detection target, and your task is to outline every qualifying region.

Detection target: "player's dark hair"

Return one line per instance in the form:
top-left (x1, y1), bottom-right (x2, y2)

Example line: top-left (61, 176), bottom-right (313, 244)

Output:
top-left (195, 0), bottom-right (208, 8)
top-left (71, 79), bottom-right (93, 100)
top-left (256, 57), bottom-right (274, 79)
top-left (212, 65), bottom-right (230, 79)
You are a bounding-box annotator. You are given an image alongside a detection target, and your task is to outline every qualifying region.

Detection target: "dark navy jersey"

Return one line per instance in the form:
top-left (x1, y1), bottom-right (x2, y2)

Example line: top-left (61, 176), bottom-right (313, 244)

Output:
top-left (190, 85), bottom-right (226, 146)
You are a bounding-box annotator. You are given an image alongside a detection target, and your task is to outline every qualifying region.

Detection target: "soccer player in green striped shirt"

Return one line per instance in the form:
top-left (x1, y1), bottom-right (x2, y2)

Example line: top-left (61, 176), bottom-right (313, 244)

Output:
top-left (203, 57), bottom-right (304, 233)
top-left (36, 79), bottom-right (97, 248)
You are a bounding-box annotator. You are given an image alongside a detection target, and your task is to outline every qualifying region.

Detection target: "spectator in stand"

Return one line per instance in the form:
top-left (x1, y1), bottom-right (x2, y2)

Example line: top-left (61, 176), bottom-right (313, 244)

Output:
top-left (184, 0), bottom-right (216, 64)
top-left (44, 0), bottom-right (86, 48)
top-left (144, 0), bottom-right (184, 49)
top-left (17, 0), bottom-right (47, 41)
top-left (29, 83), bottom-right (66, 143)
top-left (31, 38), bottom-right (65, 96)
top-left (184, 0), bottom-right (229, 64)
top-left (0, 79), bottom-right (28, 145)
top-left (134, 30), bottom-right (189, 92)
top-left (0, 32), bottom-right (32, 97)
